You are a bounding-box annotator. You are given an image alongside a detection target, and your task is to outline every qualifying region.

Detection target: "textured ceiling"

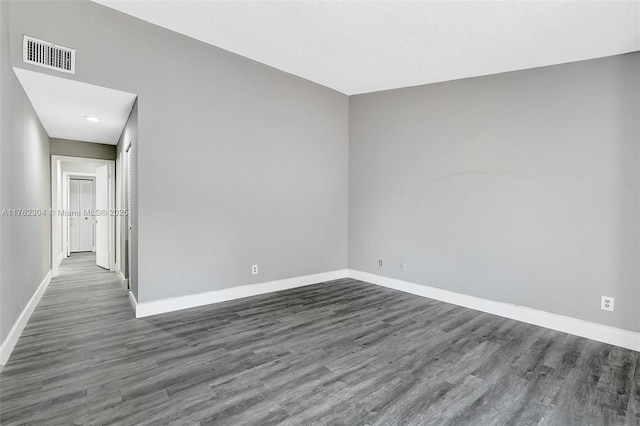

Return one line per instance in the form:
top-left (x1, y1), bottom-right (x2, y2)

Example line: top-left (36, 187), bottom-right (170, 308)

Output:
top-left (96, 1), bottom-right (639, 94)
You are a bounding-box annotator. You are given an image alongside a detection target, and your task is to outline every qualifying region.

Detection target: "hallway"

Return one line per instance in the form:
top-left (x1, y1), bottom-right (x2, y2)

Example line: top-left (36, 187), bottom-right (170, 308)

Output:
top-left (0, 253), bottom-right (133, 423)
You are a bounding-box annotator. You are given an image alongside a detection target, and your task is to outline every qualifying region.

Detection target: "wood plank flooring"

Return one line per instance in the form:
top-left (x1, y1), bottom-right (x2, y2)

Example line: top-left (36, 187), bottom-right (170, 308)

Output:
top-left (1, 252), bottom-right (638, 425)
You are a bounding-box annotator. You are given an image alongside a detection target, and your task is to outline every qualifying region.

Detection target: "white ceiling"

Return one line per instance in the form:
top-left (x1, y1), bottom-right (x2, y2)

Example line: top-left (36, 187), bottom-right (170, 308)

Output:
top-left (14, 68), bottom-right (137, 145)
top-left (94, 0), bottom-right (640, 95)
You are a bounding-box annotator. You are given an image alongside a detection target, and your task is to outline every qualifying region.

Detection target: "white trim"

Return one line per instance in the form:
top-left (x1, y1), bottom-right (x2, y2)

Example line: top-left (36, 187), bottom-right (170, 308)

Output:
top-left (65, 173), bottom-right (96, 254)
top-left (56, 251), bottom-right (65, 268)
top-left (128, 291), bottom-right (138, 315)
top-left (348, 269), bottom-right (640, 352)
top-left (0, 270), bottom-right (53, 366)
top-left (134, 269), bottom-right (349, 318)
top-left (118, 271), bottom-right (129, 289)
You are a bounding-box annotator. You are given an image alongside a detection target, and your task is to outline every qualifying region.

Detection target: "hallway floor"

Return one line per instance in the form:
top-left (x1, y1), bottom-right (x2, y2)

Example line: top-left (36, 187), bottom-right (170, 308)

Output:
top-left (1, 253), bottom-right (639, 425)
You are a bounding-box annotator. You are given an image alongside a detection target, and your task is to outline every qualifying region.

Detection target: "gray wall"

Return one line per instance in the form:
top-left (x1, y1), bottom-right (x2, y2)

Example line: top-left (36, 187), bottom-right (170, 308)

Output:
top-left (8, 1), bottom-right (349, 303)
top-left (0, 0), bottom-right (51, 346)
top-left (349, 54), bottom-right (640, 332)
top-left (116, 100), bottom-right (138, 297)
top-left (8, 1), bottom-right (635, 333)
top-left (50, 138), bottom-right (116, 161)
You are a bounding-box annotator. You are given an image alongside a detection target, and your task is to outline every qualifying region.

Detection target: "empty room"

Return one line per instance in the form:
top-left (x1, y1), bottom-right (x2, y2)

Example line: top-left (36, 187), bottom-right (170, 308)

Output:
top-left (1, 0), bottom-right (639, 424)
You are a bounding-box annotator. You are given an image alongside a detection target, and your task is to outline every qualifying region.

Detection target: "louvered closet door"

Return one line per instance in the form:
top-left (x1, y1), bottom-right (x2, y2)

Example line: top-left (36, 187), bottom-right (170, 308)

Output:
top-left (126, 146), bottom-right (133, 279)
top-left (96, 165), bottom-right (110, 269)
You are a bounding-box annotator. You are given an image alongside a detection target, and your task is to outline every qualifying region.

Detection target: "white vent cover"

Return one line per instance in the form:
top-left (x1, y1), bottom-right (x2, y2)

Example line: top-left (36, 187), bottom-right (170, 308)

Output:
top-left (23, 35), bottom-right (75, 74)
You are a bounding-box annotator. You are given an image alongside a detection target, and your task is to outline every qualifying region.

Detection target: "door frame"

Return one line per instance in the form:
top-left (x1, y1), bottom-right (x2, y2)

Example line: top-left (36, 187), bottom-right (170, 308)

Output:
top-left (115, 150), bottom-right (122, 280)
top-left (51, 156), bottom-right (116, 277)
top-left (116, 142), bottom-right (132, 289)
top-left (125, 141), bottom-right (132, 291)
top-left (65, 174), bottom-right (96, 254)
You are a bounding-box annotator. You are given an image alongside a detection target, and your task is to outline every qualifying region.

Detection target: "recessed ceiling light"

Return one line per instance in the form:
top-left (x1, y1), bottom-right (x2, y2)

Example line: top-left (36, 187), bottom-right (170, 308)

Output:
top-left (84, 116), bottom-right (100, 122)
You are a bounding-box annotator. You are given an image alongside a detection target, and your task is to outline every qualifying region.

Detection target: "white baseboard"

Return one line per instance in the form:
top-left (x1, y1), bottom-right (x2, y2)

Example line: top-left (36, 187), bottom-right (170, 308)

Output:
top-left (348, 269), bottom-right (640, 352)
top-left (118, 271), bottom-right (128, 289)
top-left (134, 269), bottom-right (349, 318)
top-left (128, 290), bottom-right (138, 314)
top-left (52, 252), bottom-right (65, 276)
top-left (0, 270), bottom-right (53, 366)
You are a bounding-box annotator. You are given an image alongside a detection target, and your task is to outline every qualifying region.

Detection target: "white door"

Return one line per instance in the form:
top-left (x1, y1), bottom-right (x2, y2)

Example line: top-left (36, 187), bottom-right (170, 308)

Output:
top-left (96, 165), bottom-right (110, 269)
top-left (69, 179), bottom-right (94, 252)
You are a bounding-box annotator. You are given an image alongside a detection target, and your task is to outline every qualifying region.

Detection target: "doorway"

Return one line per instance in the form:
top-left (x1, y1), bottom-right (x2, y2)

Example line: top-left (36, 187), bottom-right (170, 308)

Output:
top-left (51, 156), bottom-right (116, 276)
top-left (68, 177), bottom-right (95, 253)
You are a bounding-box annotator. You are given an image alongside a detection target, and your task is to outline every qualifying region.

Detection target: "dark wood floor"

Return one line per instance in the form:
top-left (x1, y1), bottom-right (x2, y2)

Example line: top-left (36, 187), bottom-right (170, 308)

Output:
top-left (1, 253), bottom-right (638, 425)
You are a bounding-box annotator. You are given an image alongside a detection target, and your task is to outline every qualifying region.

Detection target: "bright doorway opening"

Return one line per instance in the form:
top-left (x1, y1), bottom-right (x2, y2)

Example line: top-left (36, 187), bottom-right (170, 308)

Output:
top-left (51, 156), bottom-right (116, 275)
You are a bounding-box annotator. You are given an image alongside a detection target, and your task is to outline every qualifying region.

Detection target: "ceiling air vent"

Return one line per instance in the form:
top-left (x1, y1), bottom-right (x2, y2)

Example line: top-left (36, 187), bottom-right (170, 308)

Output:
top-left (23, 35), bottom-right (75, 74)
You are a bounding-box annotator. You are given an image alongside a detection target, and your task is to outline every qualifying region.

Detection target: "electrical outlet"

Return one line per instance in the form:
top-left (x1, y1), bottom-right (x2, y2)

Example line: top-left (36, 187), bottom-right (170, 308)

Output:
top-left (401, 263), bottom-right (407, 272)
top-left (252, 265), bottom-right (258, 275)
top-left (378, 259), bottom-right (383, 267)
top-left (601, 296), bottom-right (614, 312)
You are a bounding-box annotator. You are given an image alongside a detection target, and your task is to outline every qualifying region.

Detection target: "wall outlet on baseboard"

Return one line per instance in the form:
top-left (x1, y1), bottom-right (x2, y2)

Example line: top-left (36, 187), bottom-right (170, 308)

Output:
top-left (251, 265), bottom-right (258, 275)
top-left (378, 259), bottom-right (383, 267)
top-left (401, 263), bottom-right (407, 272)
top-left (601, 296), bottom-right (614, 312)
